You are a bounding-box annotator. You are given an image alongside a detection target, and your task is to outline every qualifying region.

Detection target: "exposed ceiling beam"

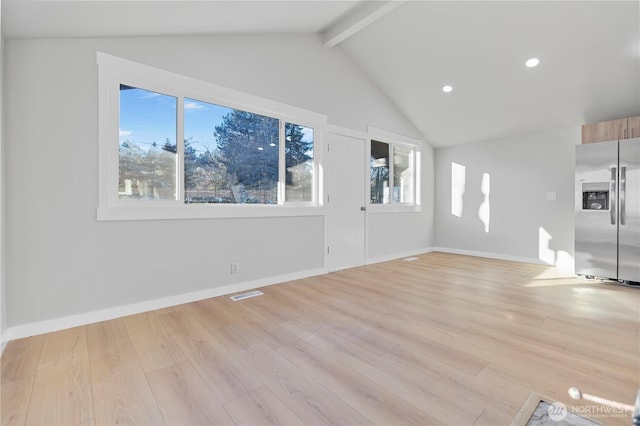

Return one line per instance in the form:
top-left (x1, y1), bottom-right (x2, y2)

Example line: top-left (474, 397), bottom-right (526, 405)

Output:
top-left (321, 0), bottom-right (406, 48)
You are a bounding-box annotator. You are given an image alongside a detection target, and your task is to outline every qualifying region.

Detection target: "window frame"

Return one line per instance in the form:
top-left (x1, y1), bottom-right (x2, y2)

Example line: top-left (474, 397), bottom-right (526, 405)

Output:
top-left (97, 52), bottom-right (326, 221)
top-left (367, 127), bottom-right (422, 213)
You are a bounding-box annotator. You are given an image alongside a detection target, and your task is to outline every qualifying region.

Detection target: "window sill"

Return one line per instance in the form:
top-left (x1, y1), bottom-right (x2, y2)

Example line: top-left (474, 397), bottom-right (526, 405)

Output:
top-left (97, 204), bottom-right (326, 221)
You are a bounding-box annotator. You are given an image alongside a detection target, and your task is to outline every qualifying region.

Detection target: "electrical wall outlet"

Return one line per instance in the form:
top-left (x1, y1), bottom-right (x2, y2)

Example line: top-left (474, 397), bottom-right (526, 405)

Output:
top-left (230, 262), bottom-right (240, 274)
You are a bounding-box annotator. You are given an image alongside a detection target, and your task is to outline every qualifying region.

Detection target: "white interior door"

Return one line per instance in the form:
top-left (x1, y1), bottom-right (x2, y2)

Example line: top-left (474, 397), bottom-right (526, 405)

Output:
top-left (326, 132), bottom-right (366, 271)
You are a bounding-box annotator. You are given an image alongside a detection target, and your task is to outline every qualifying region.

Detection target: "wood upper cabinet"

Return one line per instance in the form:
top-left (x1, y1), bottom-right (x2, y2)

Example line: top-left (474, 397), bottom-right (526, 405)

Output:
top-left (628, 116), bottom-right (640, 139)
top-left (582, 116), bottom-right (640, 144)
top-left (581, 119), bottom-right (625, 144)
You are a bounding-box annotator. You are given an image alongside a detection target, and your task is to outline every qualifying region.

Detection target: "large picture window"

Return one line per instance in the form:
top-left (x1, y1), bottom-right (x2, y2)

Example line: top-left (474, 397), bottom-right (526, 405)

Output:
top-left (98, 53), bottom-right (326, 220)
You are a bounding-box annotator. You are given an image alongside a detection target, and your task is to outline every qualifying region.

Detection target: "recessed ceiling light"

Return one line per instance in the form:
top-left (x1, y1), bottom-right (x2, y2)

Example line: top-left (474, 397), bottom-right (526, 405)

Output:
top-left (525, 58), bottom-right (540, 68)
top-left (442, 85), bottom-right (453, 93)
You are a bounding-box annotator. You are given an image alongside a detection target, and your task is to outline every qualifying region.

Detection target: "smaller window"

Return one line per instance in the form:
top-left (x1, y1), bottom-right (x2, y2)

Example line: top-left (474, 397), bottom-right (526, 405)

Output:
top-left (393, 145), bottom-right (414, 204)
top-left (370, 140), bottom-right (390, 204)
top-left (370, 139), bottom-right (419, 208)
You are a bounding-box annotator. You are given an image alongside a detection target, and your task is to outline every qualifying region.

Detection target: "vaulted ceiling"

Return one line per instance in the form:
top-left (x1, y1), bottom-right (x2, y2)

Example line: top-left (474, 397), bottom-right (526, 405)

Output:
top-left (3, 0), bottom-right (639, 147)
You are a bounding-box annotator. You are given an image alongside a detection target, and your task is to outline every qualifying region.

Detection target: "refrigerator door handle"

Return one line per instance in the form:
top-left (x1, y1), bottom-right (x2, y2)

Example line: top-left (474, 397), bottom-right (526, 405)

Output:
top-left (610, 167), bottom-right (617, 225)
top-left (620, 166), bottom-right (626, 225)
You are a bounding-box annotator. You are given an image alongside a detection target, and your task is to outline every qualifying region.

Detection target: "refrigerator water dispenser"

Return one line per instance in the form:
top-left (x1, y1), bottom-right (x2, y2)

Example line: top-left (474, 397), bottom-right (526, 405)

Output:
top-left (582, 182), bottom-right (609, 210)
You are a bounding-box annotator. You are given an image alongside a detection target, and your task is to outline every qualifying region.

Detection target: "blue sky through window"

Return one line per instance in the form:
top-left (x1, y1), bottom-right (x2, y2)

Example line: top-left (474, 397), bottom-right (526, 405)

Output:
top-left (184, 98), bottom-right (233, 155)
top-left (119, 86), bottom-right (177, 150)
top-left (120, 86), bottom-right (314, 155)
top-left (120, 87), bottom-right (235, 155)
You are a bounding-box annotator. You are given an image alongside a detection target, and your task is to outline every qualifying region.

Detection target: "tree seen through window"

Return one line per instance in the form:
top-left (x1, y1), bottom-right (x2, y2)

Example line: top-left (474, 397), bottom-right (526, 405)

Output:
top-left (118, 87), bottom-right (314, 204)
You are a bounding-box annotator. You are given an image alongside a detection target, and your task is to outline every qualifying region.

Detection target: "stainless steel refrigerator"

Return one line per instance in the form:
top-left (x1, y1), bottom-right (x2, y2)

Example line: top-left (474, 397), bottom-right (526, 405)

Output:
top-left (575, 138), bottom-right (640, 284)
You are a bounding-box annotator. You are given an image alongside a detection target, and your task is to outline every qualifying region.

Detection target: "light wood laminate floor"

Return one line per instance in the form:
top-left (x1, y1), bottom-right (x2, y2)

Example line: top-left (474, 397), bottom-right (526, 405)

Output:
top-left (2, 252), bottom-right (639, 425)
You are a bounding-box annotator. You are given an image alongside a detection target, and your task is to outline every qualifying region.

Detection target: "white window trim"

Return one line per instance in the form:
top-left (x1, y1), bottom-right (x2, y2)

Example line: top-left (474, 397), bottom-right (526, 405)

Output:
top-left (97, 52), bottom-right (326, 221)
top-left (367, 126), bottom-right (422, 213)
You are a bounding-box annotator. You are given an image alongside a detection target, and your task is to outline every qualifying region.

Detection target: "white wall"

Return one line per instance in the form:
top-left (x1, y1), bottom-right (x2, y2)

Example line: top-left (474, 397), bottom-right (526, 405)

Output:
top-left (0, 0), bottom-right (7, 352)
top-left (4, 34), bottom-right (432, 334)
top-left (434, 127), bottom-right (579, 270)
top-left (367, 146), bottom-right (435, 261)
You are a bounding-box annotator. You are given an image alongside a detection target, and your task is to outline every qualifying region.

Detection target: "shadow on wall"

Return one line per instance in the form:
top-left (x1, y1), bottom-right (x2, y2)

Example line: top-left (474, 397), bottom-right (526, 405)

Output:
top-left (449, 161), bottom-right (574, 271)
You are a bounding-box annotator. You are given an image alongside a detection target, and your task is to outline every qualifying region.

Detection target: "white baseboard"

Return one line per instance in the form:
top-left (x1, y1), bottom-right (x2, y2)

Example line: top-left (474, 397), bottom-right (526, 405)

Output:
top-left (366, 247), bottom-right (435, 265)
top-left (430, 246), bottom-right (546, 266)
top-left (1, 247), bottom-right (566, 345)
top-left (359, 246), bottom-right (545, 269)
top-left (5, 267), bottom-right (326, 342)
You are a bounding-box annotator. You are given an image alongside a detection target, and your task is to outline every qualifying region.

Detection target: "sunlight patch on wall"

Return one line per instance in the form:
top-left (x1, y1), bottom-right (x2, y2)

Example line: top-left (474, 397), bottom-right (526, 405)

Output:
top-left (538, 226), bottom-right (575, 271)
top-left (539, 226), bottom-right (555, 265)
top-left (478, 172), bottom-right (490, 233)
top-left (451, 162), bottom-right (465, 217)
top-left (556, 250), bottom-right (574, 272)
